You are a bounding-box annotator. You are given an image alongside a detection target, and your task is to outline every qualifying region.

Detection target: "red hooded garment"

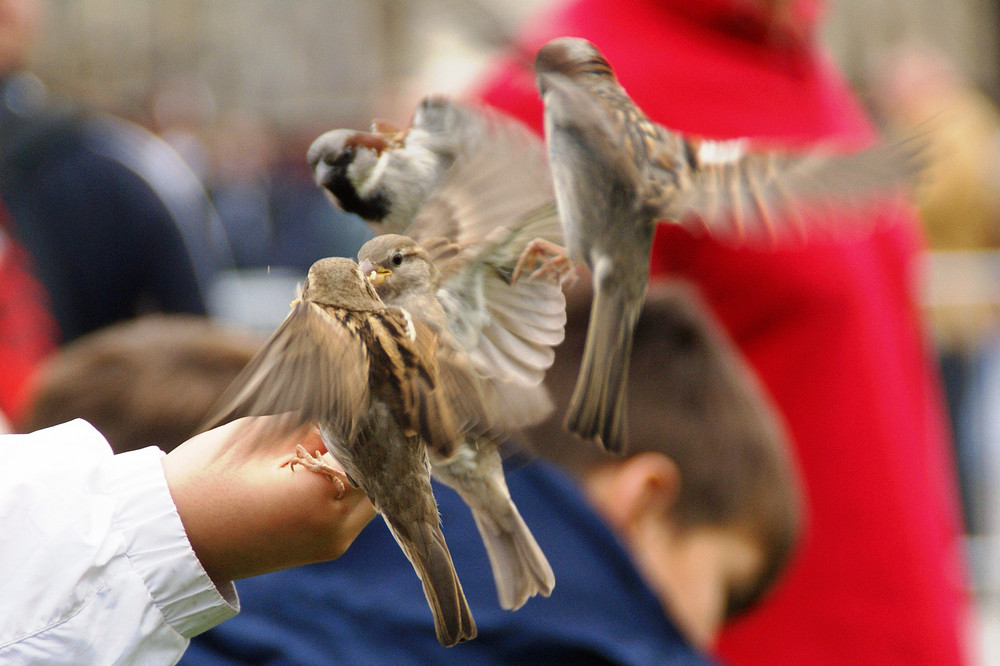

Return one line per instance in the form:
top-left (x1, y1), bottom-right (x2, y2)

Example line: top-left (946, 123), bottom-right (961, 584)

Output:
top-left (472, 0), bottom-right (971, 663)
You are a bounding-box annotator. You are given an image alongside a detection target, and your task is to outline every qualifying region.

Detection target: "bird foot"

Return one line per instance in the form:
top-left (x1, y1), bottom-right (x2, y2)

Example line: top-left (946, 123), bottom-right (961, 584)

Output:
top-left (511, 238), bottom-right (573, 285)
top-left (284, 445), bottom-right (347, 499)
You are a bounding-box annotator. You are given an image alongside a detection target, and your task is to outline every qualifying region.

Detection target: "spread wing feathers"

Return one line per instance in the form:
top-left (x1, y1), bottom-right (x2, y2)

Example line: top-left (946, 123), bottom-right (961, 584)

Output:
top-left (670, 133), bottom-right (925, 241)
top-left (362, 307), bottom-right (460, 459)
top-left (403, 102), bottom-right (567, 388)
top-left (406, 105), bottom-right (560, 253)
top-left (465, 276), bottom-right (565, 385)
top-left (436, 339), bottom-right (556, 437)
top-left (201, 300), bottom-right (369, 445)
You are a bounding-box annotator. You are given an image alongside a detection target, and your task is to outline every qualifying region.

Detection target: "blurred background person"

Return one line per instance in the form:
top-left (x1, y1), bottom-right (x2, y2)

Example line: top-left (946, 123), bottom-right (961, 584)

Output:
top-left (200, 110), bottom-right (374, 335)
top-left (147, 75), bottom-right (217, 184)
top-left (20, 313), bottom-right (262, 453)
top-left (470, 0), bottom-right (971, 664)
top-left (207, 110), bottom-right (373, 273)
top-left (872, 43), bottom-right (1000, 540)
top-left (182, 281), bottom-right (802, 665)
top-left (0, 0), bottom-right (234, 356)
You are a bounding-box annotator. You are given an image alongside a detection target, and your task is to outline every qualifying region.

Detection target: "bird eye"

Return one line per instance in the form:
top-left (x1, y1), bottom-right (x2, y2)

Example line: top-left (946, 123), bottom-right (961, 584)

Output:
top-left (391, 253), bottom-right (403, 266)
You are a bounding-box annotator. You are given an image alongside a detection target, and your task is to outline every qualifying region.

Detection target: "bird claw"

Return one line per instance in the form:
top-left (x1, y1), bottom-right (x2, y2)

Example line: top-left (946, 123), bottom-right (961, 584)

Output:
top-left (511, 238), bottom-right (573, 285)
top-left (284, 444), bottom-right (347, 499)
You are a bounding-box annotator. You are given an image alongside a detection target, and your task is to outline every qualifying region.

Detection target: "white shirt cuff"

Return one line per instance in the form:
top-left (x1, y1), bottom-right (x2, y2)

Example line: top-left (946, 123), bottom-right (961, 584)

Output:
top-left (100, 446), bottom-right (240, 637)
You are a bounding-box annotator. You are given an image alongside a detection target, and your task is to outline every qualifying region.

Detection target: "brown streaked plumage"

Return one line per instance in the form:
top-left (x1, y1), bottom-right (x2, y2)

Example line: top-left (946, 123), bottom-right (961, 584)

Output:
top-left (203, 256), bottom-right (475, 647)
top-left (359, 234), bottom-right (558, 610)
top-left (535, 36), bottom-right (922, 454)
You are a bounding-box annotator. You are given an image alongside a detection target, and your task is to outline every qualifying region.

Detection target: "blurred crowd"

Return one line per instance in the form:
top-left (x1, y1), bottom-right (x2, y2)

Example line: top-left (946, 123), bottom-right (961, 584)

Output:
top-left (4, 0), bottom-right (1000, 663)
top-left (0, 0), bottom-right (374, 427)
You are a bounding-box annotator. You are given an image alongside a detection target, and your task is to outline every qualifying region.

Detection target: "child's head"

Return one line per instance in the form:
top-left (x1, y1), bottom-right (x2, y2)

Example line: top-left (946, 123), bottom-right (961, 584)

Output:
top-left (527, 279), bottom-right (802, 645)
top-left (21, 314), bottom-right (261, 453)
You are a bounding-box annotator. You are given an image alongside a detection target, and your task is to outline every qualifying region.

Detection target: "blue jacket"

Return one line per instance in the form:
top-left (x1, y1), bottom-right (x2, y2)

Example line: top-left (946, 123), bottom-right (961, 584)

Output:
top-left (184, 460), bottom-right (715, 665)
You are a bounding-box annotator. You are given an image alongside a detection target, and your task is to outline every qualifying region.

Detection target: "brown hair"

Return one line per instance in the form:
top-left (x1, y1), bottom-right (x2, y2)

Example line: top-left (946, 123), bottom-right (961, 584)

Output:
top-left (526, 278), bottom-right (802, 619)
top-left (21, 314), bottom-right (261, 453)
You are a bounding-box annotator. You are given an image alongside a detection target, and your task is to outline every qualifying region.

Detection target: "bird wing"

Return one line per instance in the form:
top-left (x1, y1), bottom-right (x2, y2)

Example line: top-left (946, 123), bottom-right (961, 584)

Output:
top-left (405, 104), bottom-right (567, 390)
top-left (434, 323), bottom-right (557, 437)
top-left (405, 100), bottom-right (560, 249)
top-left (366, 307), bottom-right (461, 459)
top-left (667, 132), bottom-right (924, 241)
top-left (201, 299), bottom-right (370, 446)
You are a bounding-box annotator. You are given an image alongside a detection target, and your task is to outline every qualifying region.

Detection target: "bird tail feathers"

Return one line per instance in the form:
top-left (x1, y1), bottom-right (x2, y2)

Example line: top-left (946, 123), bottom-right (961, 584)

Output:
top-left (564, 279), bottom-right (641, 454)
top-left (384, 516), bottom-right (477, 647)
top-left (471, 501), bottom-right (555, 610)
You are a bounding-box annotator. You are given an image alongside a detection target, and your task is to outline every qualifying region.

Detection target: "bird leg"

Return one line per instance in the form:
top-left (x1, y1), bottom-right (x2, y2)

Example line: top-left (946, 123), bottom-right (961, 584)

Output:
top-left (283, 444), bottom-right (347, 499)
top-left (511, 238), bottom-right (573, 285)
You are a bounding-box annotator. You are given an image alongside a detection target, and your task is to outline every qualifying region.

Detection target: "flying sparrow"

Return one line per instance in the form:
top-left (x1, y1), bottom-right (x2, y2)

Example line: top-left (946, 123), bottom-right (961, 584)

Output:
top-left (307, 96), bottom-right (568, 246)
top-left (310, 92), bottom-right (570, 383)
top-left (203, 256), bottom-right (476, 647)
top-left (359, 233), bottom-right (559, 610)
top-left (308, 96), bottom-right (499, 234)
top-left (535, 36), bottom-right (923, 454)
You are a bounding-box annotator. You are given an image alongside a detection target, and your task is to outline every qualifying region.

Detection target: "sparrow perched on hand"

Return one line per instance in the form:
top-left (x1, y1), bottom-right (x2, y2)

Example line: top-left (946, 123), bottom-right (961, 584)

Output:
top-left (359, 233), bottom-right (560, 610)
top-left (203, 257), bottom-right (476, 647)
top-left (535, 36), bottom-right (923, 454)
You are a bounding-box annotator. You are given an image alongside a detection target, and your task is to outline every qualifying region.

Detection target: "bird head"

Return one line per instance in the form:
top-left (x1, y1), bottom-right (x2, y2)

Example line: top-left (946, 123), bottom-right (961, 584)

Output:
top-left (303, 257), bottom-right (383, 310)
top-left (307, 128), bottom-right (397, 222)
top-left (357, 234), bottom-right (439, 302)
top-left (535, 37), bottom-right (616, 85)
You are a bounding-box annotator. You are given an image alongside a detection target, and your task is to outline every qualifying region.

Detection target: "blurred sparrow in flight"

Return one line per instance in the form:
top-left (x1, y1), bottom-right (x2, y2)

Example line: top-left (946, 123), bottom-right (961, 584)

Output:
top-left (535, 36), bottom-right (923, 454)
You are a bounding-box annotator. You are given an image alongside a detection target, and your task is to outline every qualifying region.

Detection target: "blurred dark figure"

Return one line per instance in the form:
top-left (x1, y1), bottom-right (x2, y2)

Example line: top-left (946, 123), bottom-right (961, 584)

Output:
top-left (203, 115), bottom-right (373, 334)
top-left (0, 0), bottom-right (233, 348)
top-left (147, 75), bottom-right (216, 184)
top-left (20, 314), bottom-right (261, 454)
top-left (183, 281), bottom-right (801, 665)
top-left (208, 112), bottom-right (373, 272)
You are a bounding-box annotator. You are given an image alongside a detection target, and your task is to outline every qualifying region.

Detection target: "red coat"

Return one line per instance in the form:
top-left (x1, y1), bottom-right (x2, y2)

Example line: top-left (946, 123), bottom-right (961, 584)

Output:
top-left (0, 211), bottom-right (57, 426)
top-left (472, 0), bottom-right (970, 663)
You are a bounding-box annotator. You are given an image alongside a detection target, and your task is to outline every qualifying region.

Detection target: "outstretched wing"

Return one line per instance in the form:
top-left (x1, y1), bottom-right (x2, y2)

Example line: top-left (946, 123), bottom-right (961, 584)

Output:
top-left (406, 101), bottom-right (567, 389)
top-left (669, 132), bottom-right (924, 241)
top-left (201, 300), bottom-right (370, 446)
top-left (406, 101), bottom-right (560, 249)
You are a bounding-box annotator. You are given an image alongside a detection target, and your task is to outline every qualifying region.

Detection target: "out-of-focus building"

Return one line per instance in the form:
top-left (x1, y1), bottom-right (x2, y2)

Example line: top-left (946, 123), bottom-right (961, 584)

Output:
top-left (26, 0), bottom-right (1000, 131)
top-left (28, 0), bottom-right (547, 129)
top-left (32, 1), bottom-right (390, 128)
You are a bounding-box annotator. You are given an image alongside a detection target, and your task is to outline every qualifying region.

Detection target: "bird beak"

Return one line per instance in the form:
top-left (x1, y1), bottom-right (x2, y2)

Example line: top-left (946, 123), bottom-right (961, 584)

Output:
top-left (359, 259), bottom-right (391, 286)
top-left (370, 119), bottom-right (408, 147)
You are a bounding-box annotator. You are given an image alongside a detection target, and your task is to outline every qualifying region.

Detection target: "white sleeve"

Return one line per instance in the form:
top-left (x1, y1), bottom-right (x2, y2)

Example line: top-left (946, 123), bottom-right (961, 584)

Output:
top-left (0, 420), bottom-right (239, 665)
